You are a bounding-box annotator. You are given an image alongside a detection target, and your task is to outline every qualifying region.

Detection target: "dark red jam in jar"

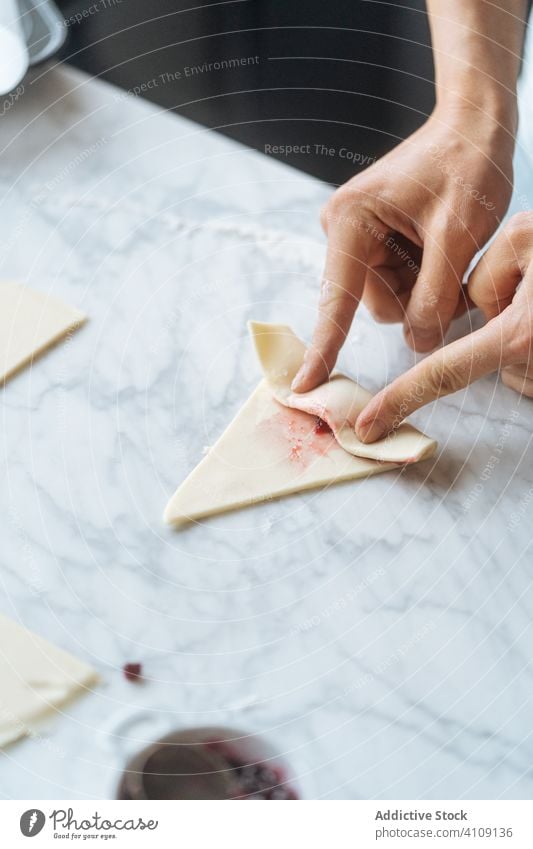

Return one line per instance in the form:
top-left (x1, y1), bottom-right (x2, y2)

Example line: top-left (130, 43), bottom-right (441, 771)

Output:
top-left (117, 727), bottom-right (299, 800)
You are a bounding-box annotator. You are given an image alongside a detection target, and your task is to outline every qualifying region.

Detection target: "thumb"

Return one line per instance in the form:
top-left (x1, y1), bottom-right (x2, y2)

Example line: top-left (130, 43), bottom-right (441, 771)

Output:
top-left (356, 316), bottom-right (509, 442)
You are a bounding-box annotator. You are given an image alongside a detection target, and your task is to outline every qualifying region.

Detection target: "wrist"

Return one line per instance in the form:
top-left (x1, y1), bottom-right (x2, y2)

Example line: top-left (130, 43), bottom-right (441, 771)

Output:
top-left (435, 71), bottom-right (518, 138)
top-left (433, 88), bottom-right (518, 154)
top-left (427, 0), bottom-right (524, 143)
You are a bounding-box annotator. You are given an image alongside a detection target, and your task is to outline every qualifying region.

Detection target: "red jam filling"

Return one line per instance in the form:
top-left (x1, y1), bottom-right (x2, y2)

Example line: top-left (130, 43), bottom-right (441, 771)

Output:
top-left (313, 416), bottom-right (332, 435)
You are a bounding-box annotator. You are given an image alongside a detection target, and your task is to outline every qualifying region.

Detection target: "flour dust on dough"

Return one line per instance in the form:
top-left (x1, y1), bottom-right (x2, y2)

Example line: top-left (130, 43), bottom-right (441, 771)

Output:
top-left (164, 322), bottom-right (437, 526)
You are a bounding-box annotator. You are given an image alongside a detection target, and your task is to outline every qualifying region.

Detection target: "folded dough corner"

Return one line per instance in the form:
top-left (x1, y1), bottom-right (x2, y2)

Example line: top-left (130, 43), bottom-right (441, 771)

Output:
top-left (164, 321), bottom-right (437, 526)
top-left (248, 321), bottom-right (437, 464)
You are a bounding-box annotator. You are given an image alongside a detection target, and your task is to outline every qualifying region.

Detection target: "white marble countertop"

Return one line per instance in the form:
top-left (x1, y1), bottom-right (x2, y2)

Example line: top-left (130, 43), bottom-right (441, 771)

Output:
top-left (0, 61), bottom-right (532, 800)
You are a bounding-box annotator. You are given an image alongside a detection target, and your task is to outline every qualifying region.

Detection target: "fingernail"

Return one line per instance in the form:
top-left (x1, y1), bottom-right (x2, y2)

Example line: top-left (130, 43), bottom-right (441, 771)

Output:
top-left (356, 416), bottom-right (387, 443)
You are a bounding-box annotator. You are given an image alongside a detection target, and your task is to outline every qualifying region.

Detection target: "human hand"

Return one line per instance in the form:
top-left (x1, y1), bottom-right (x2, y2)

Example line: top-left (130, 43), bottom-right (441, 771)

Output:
top-left (291, 108), bottom-right (515, 393)
top-left (355, 212), bottom-right (533, 442)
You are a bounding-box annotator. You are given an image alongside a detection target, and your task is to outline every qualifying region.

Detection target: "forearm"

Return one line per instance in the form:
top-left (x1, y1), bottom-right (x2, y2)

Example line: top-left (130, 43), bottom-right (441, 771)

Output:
top-left (427, 0), bottom-right (527, 135)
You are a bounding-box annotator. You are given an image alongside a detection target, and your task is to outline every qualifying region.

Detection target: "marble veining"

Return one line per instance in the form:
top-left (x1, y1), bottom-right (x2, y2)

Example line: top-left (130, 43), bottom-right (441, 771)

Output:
top-left (0, 60), bottom-right (532, 800)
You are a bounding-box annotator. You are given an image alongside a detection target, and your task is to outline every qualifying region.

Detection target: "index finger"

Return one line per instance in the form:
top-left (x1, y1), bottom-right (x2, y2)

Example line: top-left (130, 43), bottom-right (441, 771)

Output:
top-left (355, 316), bottom-right (510, 442)
top-left (291, 213), bottom-right (371, 392)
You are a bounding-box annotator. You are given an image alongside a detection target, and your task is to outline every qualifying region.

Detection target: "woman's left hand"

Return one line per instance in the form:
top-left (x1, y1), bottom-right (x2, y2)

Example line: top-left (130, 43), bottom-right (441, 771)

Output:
top-left (356, 212), bottom-right (533, 442)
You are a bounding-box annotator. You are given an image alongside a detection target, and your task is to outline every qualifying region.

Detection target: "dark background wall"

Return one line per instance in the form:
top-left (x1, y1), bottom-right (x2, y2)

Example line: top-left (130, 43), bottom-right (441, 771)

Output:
top-left (56, 0), bottom-right (435, 185)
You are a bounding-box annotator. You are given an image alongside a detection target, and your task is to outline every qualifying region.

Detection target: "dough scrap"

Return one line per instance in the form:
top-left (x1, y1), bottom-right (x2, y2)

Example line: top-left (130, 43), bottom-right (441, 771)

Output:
top-left (0, 613), bottom-right (99, 748)
top-left (0, 281), bottom-right (86, 385)
top-left (249, 321), bottom-right (437, 464)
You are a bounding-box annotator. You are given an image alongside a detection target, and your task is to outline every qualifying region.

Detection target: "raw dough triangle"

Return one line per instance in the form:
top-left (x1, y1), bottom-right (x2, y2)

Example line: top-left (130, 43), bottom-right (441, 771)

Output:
top-left (0, 281), bottom-right (86, 384)
top-left (164, 380), bottom-right (400, 525)
top-left (0, 613), bottom-right (99, 747)
top-left (164, 325), bottom-right (436, 524)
